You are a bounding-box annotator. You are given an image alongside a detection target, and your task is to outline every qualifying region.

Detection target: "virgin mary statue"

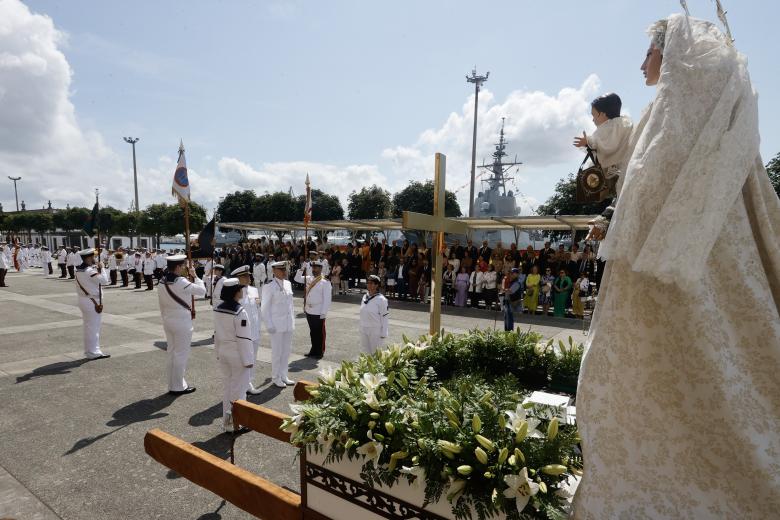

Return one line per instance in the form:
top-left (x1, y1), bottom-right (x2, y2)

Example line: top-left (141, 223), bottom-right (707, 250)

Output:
top-left (574, 13), bottom-right (780, 519)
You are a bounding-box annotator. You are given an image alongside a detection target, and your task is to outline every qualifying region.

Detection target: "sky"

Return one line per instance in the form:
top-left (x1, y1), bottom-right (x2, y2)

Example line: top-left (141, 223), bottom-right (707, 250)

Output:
top-left (1, 0), bottom-right (778, 218)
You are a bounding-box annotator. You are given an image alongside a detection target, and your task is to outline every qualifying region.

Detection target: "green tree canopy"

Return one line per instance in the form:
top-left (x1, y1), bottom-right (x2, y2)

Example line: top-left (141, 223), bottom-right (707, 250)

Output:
top-left (253, 192), bottom-right (298, 222)
top-left (138, 203), bottom-right (170, 247)
top-left (391, 180), bottom-right (461, 218)
top-left (296, 189), bottom-right (344, 222)
top-left (27, 213), bottom-right (53, 239)
top-left (162, 202), bottom-right (207, 238)
top-left (218, 190), bottom-right (258, 223)
top-left (348, 185), bottom-right (392, 220)
top-left (535, 173), bottom-right (610, 217)
top-left (767, 152), bottom-right (780, 198)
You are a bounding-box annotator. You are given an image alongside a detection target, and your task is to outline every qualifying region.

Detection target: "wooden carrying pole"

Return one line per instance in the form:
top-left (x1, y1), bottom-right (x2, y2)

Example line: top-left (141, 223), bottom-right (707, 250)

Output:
top-left (144, 429), bottom-right (300, 520)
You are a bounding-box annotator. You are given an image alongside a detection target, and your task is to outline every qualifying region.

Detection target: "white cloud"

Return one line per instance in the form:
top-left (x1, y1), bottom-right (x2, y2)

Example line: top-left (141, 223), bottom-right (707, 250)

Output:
top-left (380, 75), bottom-right (601, 213)
top-left (0, 0), bottom-right (127, 211)
top-left (0, 0), bottom-right (598, 220)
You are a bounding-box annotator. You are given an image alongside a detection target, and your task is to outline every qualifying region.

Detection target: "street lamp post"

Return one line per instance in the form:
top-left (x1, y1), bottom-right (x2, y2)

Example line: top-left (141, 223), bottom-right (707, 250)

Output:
top-left (123, 137), bottom-right (140, 215)
top-left (8, 176), bottom-right (21, 211)
top-left (466, 68), bottom-right (489, 218)
top-left (123, 137), bottom-right (140, 246)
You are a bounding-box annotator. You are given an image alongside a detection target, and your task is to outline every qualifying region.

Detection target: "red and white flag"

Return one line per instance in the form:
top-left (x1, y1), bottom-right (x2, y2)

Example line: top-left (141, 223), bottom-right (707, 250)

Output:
top-left (172, 140), bottom-right (190, 207)
top-left (303, 173), bottom-right (312, 224)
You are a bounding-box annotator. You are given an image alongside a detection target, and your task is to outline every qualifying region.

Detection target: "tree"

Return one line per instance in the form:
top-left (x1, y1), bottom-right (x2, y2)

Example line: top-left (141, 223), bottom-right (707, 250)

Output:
top-left (97, 206), bottom-right (125, 248)
top-left (138, 203), bottom-right (170, 248)
top-left (218, 190), bottom-right (258, 223)
top-left (535, 173), bottom-right (611, 216)
top-left (51, 207), bottom-right (90, 246)
top-left (162, 202), bottom-right (207, 239)
top-left (767, 152), bottom-right (780, 199)
top-left (391, 180), bottom-right (461, 218)
top-left (26, 213), bottom-right (53, 243)
top-left (251, 192), bottom-right (298, 240)
top-left (295, 189), bottom-right (344, 240)
top-left (348, 185), bottom-right (392, 220)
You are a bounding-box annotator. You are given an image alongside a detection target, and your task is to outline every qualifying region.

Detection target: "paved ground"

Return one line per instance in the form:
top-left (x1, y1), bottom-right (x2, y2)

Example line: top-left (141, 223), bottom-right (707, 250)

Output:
top-left (0, 268), bottom-right (585, 520)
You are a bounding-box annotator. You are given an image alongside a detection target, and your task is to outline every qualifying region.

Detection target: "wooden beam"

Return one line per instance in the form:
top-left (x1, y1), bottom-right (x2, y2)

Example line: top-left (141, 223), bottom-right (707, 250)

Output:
top-left (144, 429), bottom-right (301, 520)
top-left (402, 211), bottom-right (469, 235)
top-left (294, 380), bottom-right (317, 402)
top-left (232, 401), bottom-right (291, 443)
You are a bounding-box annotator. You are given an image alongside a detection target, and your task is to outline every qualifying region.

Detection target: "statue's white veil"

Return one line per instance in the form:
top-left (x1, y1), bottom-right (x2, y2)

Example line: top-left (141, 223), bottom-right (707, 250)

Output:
top-left (598, 13), bottom-right (761, 284)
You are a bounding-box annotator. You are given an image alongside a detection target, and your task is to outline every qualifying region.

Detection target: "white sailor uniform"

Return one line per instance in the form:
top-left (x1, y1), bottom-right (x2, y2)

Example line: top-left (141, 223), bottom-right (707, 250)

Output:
top-left (212, 276), bottom-right (225, 309)
top-left (214, 302), bottom-right (255, 427)
top-left (294, 269), bottom-right (332, 357)
top-left (261, 277), bottom-right (295, 386)
top-left (359, 292), bottom-right (389, 354)
top-left (74, 261), bottom-right (109, 358)
top-left (158, 273), bottom-right (207, 391)
top-left (253, 261), bottom-right (268, 292)
top-left (239, 284), bottom-right (262, 388)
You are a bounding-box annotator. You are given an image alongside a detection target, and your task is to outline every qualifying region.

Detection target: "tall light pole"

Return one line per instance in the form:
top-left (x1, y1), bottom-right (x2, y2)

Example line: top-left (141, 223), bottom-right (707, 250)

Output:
top-left (123, 137), bottom-right (140, 214)
top-left (8, 176), bottom-right (21, 211)
top-left (466, 68), bottom-right (489, 217)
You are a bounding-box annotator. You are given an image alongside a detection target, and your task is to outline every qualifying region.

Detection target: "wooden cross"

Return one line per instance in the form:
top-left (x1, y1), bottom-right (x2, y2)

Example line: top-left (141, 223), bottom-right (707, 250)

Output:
top-left (402, 153), bottom-right (469, 334)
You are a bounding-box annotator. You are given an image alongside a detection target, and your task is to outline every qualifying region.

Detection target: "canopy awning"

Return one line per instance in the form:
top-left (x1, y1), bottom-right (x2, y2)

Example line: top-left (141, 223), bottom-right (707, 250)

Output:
top-left (220, 214), bottom-right (596, 233)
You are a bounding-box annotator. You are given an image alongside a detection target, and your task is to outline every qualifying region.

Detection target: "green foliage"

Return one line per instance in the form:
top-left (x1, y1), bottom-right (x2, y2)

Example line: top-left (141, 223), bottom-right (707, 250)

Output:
top-left (391, 180), bottom-right (462, 218)
top-left (284, 332), bottom-right (583, 519)
top-left (254, 191), bottom-right (298, 222)
top-left (218, 190), bottom-right (258, 223)
top-left (296, 189), bottom-right (344, 222)
top-left (348, 185), bottom-right (392, 220)
top-left (535, 174), bottom-right (610, 217)
top-left (766, 152), bottom-right (780, 199)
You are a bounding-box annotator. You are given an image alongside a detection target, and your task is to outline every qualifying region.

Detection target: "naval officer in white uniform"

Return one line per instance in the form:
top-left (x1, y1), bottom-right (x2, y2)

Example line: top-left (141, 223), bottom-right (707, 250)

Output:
top-left (261, 261), bottom-right (295, 388)
top-left (213, 278), bottom-right (255, 432)
top-left (158, 254), bottom-right (206, 395)
top-left (231, 265), bottom-right (263, 394)
top-left (74, 248), bottom-right (110, 360)
top-left (359, 275), bottom-right (390, 355)
top-left (294, 260), bottom-right (332, 359)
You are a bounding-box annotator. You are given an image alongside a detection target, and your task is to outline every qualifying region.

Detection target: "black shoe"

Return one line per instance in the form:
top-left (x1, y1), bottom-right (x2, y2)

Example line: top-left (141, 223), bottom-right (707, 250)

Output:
top-left (168, 387), bottom-right (196, 396)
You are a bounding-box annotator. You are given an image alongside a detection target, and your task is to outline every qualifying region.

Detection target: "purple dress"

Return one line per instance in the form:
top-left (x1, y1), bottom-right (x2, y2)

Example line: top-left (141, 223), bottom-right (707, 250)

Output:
top-left (454, 273), bottom-right (470, 307)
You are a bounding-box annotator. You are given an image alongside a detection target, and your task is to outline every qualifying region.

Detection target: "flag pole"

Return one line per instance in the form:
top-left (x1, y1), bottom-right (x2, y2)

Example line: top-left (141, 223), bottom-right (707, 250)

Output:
top-left (209, 208), bottom-right (217, 306)
top-left (185, 201), bottom-right (196, 319)
top-left (95, 189), bottom-right (103, 307)
top-left (303, 174), bottom-right (311, 308)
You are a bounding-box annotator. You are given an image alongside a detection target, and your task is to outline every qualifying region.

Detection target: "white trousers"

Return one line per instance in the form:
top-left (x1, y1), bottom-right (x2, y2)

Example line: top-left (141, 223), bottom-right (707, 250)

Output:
top-left (248, 339), bottom-right (260, 385)
top-left (270, 331), bottom-right (293, 383)
top-left (163, 317), bottom-right (194, 391)
top-left (218, 349), bottom-right (251, 421)
top-left (360, 329), bottom-right (384, 355)
top-left (78, 297), bottom-right (104, 358)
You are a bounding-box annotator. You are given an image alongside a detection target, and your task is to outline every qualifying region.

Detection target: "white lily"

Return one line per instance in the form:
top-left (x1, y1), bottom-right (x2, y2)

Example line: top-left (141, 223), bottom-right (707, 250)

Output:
top-left (364, 390), bottom-right (381, 410)
top-left (318, 366), bottom-right (337, 385)
top-left (360, 373), bottom-right (387, 391)
top-left (505, 404), bottom-right (543, 439)
top-left (317, 432), bottom-right (333, 452)
top-left (503, 467), bottom-right (539, 513)
top-left (282, 404), bottom-right (305, 434)
top-left (356, 441), bottom-right (383, 465)
top-left (400, 465), bottom-right (426, 487)
top-left (335, 373), bottom-right (351, 389)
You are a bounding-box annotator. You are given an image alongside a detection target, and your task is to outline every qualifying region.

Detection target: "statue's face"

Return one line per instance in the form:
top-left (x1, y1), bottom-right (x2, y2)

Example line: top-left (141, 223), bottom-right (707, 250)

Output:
top-left (641, 44), bottom-right (663, 86)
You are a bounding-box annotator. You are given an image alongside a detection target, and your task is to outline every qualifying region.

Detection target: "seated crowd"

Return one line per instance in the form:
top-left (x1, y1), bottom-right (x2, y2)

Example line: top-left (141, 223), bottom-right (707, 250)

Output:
top-left (209, 236), bottom-right (602, 319)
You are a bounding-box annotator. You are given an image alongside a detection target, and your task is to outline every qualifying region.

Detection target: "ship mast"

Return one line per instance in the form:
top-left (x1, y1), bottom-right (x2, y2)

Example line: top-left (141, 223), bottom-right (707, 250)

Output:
top-left (478, 117), bottom-right (522, 195)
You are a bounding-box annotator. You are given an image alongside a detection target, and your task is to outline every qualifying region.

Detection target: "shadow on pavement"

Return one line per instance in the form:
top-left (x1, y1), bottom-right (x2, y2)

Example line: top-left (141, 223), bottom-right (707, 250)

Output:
top-left (245, 384), bottom-right (284, 405)
top-left (15, 358), bottom-right (91, 384)
top-left (196, 500), bottom-right (226, 519)
top-left (64, 393), bottom-right (178, 455)
top-left (288, 357), bottom-right (319, 373)
top-left (154, 336), bottom-right (214, 351)
top-left (189, 403), bottom-right (222, 427)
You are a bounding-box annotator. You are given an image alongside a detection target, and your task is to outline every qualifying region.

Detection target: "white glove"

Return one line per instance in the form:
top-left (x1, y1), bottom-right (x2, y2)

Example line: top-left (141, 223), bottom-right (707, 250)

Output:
top-left (320, 315), bottom-right (327, 320)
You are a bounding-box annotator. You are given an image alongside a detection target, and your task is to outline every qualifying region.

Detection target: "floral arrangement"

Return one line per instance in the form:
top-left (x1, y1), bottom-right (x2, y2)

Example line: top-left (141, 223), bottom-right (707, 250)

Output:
top-left (281, 330), bottom-right (583, 519)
